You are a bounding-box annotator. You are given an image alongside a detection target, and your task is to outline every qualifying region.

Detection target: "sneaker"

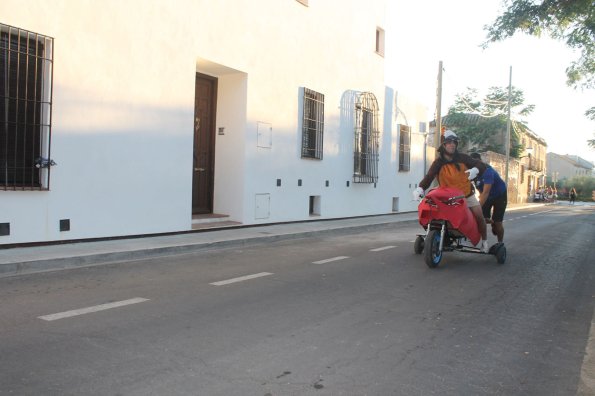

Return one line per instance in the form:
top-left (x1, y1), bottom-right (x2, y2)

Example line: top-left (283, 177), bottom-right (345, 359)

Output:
top-left (481, 240), bottom-right (489, 253)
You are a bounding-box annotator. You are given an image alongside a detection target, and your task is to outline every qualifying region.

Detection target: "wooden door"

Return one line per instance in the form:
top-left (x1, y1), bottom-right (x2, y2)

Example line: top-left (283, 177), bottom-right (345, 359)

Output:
top-left (192, 74), bottom-right (217, 214)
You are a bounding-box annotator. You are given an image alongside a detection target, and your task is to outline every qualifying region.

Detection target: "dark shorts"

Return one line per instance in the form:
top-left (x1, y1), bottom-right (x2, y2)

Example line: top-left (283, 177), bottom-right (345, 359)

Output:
top-left (482, 191), bottom-right (507, 223)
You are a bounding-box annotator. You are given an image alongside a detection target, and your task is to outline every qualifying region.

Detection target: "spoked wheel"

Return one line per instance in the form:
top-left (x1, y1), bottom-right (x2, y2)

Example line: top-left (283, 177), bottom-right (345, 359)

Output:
top-left (424, 229), bottom-right (442, 268)
top-left (414, 236), bottom-right (424, 254)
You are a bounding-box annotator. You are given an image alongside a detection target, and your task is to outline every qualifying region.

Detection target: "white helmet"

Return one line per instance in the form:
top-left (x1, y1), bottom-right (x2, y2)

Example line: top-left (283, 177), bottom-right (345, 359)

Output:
top-left (442, 130), bottom-right (459, 145)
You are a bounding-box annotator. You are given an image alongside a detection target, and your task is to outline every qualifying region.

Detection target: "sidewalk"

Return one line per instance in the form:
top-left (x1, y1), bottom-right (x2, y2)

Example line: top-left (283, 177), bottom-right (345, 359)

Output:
top-left (0, 202), bottom-right (546, 278)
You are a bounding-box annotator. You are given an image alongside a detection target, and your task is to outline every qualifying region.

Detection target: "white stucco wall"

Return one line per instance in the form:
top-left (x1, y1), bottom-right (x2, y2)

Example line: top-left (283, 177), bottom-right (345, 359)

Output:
top-left (1, 0), bottom-right (427, 245)
top-left (1, 1), bottom-right (198, 244)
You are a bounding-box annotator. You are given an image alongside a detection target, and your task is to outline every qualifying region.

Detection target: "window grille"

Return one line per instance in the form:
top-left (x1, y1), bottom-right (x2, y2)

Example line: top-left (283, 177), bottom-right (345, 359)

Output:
top-left (1, 24), bottom-right (54, 190)
top-left (398, 124), bottom-right (411, 171)
top-left (353, 92), bottom-right (379, 183)
top-left (301, 88), bottom-right (324, 160)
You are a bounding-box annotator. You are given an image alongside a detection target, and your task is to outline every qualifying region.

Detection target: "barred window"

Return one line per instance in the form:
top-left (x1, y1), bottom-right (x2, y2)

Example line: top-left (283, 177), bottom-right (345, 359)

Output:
top-left (353, 92), bottom-right (379, 183)
top-left (301, 88), bottom-right (324, 160)
top-left (1, 24), bottom-right (54, 190)
top-left (520, 164), bottom-right (525, 182)
top-left (398, 124), bottom-right (411, 171)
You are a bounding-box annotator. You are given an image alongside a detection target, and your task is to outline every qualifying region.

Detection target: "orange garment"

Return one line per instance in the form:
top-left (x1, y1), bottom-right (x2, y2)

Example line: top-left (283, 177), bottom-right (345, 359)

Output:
top-left (419, 152), bottom-right (484, 197)
top-left (437, 162), bottom-right (472, 196)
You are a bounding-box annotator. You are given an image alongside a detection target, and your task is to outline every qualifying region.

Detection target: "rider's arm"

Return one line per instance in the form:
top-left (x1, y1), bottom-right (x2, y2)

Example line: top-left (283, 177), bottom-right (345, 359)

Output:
top-left (418, 159), bottom-right (441, 191)
top-left (478, 167), bottom-right (495, 206)
top-left (461, 154), bottom-right (487, 176)
top-left (479, 183), bottom-right (492, 206)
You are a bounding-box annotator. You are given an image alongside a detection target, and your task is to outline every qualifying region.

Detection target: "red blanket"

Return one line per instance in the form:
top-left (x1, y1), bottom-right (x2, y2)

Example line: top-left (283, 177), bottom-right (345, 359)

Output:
top-left (418, 187), bottom-right (481, 245)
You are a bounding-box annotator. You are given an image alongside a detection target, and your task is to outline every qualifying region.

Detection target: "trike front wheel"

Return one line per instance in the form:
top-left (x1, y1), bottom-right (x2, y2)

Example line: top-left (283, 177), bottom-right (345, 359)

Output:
top-left (424, 229), bottom-right (442, 268)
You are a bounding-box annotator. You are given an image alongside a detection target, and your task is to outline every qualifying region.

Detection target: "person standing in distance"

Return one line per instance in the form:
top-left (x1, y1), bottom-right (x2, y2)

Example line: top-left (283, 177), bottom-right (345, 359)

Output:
top-left (470, 152), bottom-right (507, 244)
top-left (569, 187), bottom-right (577, 204)
top-left (413, 130), bottom-right (489, 253)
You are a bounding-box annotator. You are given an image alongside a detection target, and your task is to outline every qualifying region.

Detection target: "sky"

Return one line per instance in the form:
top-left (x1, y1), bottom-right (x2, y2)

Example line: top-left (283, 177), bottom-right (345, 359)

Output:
top-left (386, 0), bottom-right (595, 164)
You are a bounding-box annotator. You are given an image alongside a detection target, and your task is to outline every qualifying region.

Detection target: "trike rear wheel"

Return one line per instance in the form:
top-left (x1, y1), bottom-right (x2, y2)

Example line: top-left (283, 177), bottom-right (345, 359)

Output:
top-left (414, 236), bottom-right (424, 254)
top-left (495, 244), bottom-right (507, 264)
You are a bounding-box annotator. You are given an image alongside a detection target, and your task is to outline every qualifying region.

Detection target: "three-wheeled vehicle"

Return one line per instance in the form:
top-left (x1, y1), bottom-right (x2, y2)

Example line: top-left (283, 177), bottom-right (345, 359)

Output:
top-left (414, 187), bottom-right (506, 268)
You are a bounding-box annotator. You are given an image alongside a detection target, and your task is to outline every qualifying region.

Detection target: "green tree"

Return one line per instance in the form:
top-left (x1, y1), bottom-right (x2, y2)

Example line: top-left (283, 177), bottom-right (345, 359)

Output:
top-left (483, 0), bottom-right (595, 90)
top-left (446, 86), bottom-right (534, 158)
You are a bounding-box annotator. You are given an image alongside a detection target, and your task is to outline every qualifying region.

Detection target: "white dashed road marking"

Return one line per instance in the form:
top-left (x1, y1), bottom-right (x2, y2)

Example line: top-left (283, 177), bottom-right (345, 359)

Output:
top-left (312, 256), bottom-right (350, 265)
top-left (370, 246), bottom-right (396, 252)
top-left (210, 272), bottom-right (273, 286)
top-left (38, 297), bottom-right (150, 321)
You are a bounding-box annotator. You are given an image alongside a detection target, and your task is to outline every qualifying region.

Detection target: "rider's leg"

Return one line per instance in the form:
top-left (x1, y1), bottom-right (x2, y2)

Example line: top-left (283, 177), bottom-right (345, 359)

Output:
top-left (466, 194), bottom-right (486, 238)
top-left (490, 192), bottom-right (507, 243)
top-left (481, 200), bottom-right (493, 227)
top-left (492, 222), bottom-right (504, 242)
top-left (465, 195), bottom-right (490, 253)
top-left (469, 205), bottom-right (487, 240)
top-left (466, 194), bottom-right (488, 252)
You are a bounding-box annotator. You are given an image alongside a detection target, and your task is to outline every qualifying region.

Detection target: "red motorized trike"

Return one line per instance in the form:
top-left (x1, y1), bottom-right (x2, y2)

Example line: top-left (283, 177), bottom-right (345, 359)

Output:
top-left (414, 187), bottom-right (506, 268)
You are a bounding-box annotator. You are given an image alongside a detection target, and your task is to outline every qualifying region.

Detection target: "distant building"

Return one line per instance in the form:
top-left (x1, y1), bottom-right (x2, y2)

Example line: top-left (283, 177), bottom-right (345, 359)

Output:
top-left (519, 130), bottom-right (547, 201)
top-left (547, 153), bottom-right (595, 181)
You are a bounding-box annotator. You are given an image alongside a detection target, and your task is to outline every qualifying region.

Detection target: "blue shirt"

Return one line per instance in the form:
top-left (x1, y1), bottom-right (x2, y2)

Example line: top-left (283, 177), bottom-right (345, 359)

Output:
top-left (475, 166), bottom-right (506, 199)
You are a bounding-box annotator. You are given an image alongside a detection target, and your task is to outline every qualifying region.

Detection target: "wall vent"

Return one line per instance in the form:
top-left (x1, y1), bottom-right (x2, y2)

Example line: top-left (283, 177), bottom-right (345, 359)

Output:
top-left (60, 219), bottom-right (70, 232)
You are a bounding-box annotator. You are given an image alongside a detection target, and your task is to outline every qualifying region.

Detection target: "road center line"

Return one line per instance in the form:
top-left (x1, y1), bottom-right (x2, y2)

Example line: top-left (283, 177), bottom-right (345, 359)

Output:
top-left (312, 256), bottom-right (349, 264)
top-left (38, 297), bottom-right (150, 321)
top-left (370, 246), bottom-right (396, 252)
top-left (210, 272), bottom-right (273, 286)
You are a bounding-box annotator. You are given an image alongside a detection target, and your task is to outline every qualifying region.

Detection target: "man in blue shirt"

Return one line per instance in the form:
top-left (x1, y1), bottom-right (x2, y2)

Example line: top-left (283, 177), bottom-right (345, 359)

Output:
top-left (470, 153), bottom-right (507, 244)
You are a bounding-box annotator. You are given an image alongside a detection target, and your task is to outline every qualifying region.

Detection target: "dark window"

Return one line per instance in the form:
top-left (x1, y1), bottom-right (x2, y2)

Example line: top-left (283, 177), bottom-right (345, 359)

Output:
top-left (353, 92), bottom-right (379, 183)
top-left (520, 164), bottom-right (525, 182)
top-left (301, 88), bottom-right (324, 160)
top-left (1, 24), bottom-right (53, 190)
top-left (398, 124), bottom-right (411, 171)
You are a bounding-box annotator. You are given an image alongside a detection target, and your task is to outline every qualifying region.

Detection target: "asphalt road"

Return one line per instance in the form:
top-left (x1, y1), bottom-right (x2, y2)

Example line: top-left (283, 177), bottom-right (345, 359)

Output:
top-left (1, 205), bottom-right (594, 396)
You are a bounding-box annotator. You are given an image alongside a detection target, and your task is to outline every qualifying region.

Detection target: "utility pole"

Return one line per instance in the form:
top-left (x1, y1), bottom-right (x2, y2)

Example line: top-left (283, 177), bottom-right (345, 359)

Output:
top-left (504, 66), bottom-right (512, 187)
top-left (434, 61), bottom-right (443, 157)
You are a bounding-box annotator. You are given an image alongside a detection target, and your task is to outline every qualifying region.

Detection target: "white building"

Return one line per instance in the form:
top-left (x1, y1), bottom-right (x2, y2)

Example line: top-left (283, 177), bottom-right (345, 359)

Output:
top-left (0, 0), bottom-right (429, 245)
top-left (547, 153), bottom-right (595, 181)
